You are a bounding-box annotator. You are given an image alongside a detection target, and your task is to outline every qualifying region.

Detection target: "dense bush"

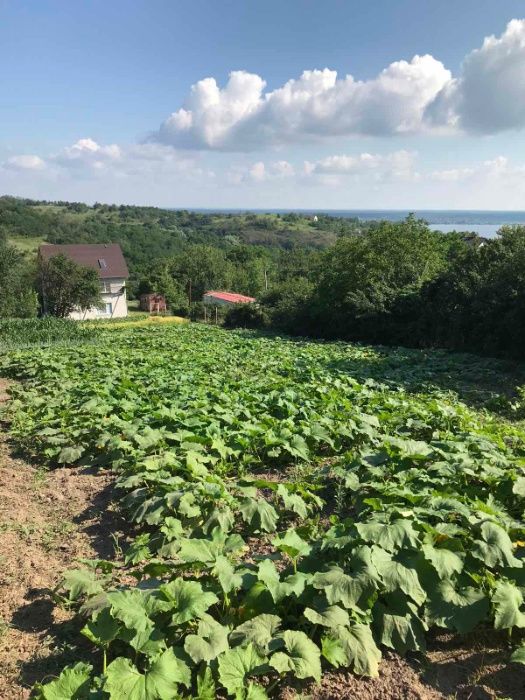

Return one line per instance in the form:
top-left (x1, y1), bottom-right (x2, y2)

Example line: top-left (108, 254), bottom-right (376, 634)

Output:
top-left (223, 303), bottom-right (269, 329)
top-left (259, 219), bottom-right (525, 360)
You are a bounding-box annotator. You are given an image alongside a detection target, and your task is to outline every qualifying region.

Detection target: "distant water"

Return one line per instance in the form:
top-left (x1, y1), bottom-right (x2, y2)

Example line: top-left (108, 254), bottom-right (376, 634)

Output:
top-left (191, 208), bottom-right (525, 238)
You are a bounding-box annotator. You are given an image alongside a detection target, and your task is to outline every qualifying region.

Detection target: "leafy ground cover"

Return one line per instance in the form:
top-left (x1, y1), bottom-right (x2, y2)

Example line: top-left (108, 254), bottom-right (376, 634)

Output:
top-left (0, 318), bottom-right (100, 352)
top-left (2, 324), bottom-right (525, 699)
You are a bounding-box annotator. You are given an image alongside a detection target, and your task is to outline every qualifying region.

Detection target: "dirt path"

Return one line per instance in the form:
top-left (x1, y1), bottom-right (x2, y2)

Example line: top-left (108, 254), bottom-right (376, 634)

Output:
top-left (0, 379), bottom-right (126, 699)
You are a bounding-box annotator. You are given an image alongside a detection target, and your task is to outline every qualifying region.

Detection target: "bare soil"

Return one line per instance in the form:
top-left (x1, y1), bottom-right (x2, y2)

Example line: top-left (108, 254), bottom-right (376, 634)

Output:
top-left (0, 378), bottom-right (524, 699)
top-left (0, 379), bottom-right (126, 699)
top-left (279, 629), bottom-right (525, 699)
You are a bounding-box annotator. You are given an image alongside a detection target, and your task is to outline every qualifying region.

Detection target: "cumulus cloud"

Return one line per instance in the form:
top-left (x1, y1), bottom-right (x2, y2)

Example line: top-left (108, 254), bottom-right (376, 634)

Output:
top-left (227, 151), bottom-right (417, 187)
top-left (426, 19), bottom-right (525, 133)
top-left (228, 159), bottom-right (295, 184)
top-left (150, 19), bottom-right (525, 150)
top-left (5, 154), bottom-right (46, 171)
top-left (153, 57), bottom-right (450, 150)
top-left (1, 138), bottom-right (214, 187)
top-left (306, 150), bottom-right (416, 177)
top-left (53, 138), bottom-right (122, 169)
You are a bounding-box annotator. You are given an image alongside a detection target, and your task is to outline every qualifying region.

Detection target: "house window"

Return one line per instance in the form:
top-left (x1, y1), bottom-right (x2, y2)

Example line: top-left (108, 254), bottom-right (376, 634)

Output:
top-left (98, 258), bottom-right (107, 269)
top-left (100, 280), bottom-right (111, 293)
top-left (104, 302), bottom-right (113, 315)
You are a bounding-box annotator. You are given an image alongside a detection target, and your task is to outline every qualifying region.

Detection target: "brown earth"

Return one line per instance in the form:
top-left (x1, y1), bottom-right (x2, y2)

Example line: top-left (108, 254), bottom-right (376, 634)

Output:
top-left (0, 379), bottom-right (524, 699)
top-left (279, 628), bottom-right (525, 699)
top-left (0, 379), bottom-right (126, 699)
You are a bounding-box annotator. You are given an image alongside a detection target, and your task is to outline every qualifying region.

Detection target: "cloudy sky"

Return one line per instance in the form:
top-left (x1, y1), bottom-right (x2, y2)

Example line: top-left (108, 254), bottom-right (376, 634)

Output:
top-left (2, 0), bottom-right (525, 209)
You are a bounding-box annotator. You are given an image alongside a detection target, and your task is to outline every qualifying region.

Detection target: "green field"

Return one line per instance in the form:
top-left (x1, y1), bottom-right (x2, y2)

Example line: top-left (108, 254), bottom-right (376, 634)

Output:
top-left (2, 323), bottom-right (525, 698)
top-left (8, 235), bottom-right (46, 254)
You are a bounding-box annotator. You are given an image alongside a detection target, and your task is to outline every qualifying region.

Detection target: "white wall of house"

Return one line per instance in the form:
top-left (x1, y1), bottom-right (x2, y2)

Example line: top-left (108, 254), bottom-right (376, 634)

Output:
top-left (69, 278), bottom-right (128, 320)
top-left (202, 295), bottom-right (233, 307)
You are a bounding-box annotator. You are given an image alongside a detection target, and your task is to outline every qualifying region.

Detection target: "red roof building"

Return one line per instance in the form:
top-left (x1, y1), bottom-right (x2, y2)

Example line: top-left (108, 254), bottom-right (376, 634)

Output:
top-left (202, 290), bottom-right (256, 306)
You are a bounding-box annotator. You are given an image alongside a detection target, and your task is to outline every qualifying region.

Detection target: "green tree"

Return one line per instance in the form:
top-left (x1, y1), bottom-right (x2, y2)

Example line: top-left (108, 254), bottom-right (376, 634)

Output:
top-left (0, 235), bottom-right (38, 318)
top-left (313, 216), bottom-right (448, 339)
top-left (166, 245), bottom-right (234, 304)
top-left (39, 254), bottom-right (101, 318)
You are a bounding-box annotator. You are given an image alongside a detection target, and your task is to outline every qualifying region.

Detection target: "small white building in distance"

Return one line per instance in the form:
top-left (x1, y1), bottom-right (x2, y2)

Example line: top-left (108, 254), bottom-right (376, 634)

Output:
top-left (39, 243), bottom-right (129, 319)
top-left (202, 290), bottom-right (256, 306)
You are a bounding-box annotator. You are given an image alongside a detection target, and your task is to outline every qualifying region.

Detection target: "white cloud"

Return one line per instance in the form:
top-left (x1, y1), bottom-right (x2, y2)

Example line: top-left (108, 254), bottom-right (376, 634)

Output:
top-left (229, 159), bottom-right (295, 184)
top-left (157, 71), bottom-right (266, 149)
top-left (53, 138), bottom-right (122, 169)
top-left (426, 19), bottom-right (525, 133)
top-left (303, 150), bottom-right (418, 185)
top-left (153, 57), bottom-right (450, 150)
top-left (429, 156), bottom-right (524, 183)
top-left (5, 154), bottom-right (46, 170)
top-left (151, 19), bottom-right (525, 150)
top-left (429, 167), bottom-right (475, 182)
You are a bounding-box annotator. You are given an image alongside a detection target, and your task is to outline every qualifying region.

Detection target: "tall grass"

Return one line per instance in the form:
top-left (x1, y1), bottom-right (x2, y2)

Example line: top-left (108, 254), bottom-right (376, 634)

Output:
top-left (0, 318), bottom-right (99, 351)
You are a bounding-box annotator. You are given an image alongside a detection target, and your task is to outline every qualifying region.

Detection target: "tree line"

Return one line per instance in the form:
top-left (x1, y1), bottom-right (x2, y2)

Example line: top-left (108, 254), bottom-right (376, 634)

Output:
top-left (2, 194), bottom-right (525, 360)
top-left (225, 216), bottom-right (525, 360)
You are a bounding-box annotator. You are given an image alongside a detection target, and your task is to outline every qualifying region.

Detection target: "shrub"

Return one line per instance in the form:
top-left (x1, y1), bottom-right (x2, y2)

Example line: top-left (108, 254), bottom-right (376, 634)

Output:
top-left (224, 303), bottom-right (269, 329)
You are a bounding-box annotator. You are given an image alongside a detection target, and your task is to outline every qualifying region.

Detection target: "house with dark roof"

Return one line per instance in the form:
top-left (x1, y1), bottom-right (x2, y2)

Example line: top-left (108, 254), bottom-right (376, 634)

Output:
top-left (39, 243), bottom-right (129, 319)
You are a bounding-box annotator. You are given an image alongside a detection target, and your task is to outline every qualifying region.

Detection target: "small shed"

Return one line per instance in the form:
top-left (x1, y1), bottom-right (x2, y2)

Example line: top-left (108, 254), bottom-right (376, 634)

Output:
top-left (140, 293), bottom-right (167, 313)
top-left (202, 290), bottom-right (256, 307)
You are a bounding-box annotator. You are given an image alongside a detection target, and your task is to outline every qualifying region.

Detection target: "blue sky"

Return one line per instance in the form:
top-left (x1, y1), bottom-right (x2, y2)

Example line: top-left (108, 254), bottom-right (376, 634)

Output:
top-left (2, 0), bottom-right (525, 208)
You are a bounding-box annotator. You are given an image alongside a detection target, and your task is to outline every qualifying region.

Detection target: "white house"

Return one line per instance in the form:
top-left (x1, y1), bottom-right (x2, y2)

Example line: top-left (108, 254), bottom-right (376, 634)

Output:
top-left (39, 243), bottom-right (129, 319)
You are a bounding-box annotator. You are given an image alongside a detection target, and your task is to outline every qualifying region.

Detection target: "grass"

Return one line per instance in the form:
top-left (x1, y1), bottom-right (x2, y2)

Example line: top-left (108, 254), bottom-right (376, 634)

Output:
top-left (8, 236), bottom-right (46, 254)
top-left (99, 315), bottom-right (189, 329)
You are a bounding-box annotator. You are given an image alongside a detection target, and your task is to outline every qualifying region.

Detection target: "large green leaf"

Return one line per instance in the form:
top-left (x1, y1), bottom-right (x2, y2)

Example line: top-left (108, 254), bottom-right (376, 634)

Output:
top-left (272, 530), bottom-right (311, 560)
top-left (269, 630), bottom-right (321, 681)
top-left (257, 559), bottom-right (307, 603)
top-left (159, 578), bottom-right (218, 624)
top-left (58, 445), bottom-right (84, 464)
top-left (62, 568), bottom-right (106, 601)
top-left (184, 617), bottom-right (229, 663)
top-left (104, 649), bottom-right (190, 699)
top-left (492, 581), bottom-right (525, 629)
top-left (195, 667), bottom-right (215, 700)
top-left (312, 566), bottom-right (371, 609)
top-left (471, 522), bottom-right (522, 569)
top-left (324, 624), bottom-right (381, 677)
top-left (372, 549), bottom-right (426, 607)
top-left (81, 607), bottom-right (119, 647)
top-left (212, 555), bottom-right (243, 594)
top-left (356, 519), bottom-right (419, 553)
top-left (239, 498), bottom-right (279, 532)
top-left (427, 581), bottom-right (489, 633)
top-left (374, 596), bottom-right (427, 654)
top-left (106, 589), bottom-right (164, 654)
top-left (218, 643), bottom-right (266, 694)
top-left (276, 484), bottom-right (308, 519)
top-left (230, 614), bottom-right (282, 654)
top-left (34, 662), bottom-right (92, 700)
top-left (304, 604), bottom-right (350, 629)
top-left (421, 543), bottom-right (464, 579)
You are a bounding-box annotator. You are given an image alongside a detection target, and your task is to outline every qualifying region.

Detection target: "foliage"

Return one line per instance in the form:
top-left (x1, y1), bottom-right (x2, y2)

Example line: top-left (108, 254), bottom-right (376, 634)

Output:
top-left (0, 234), bottom-right (38, 318)
top-left (3, 324), bottom-right (525, 697)
top-left (39, 254), bottom-right (102, 317)
top-left (223, 304), bottom-right (269, 329)
top-left (0, 317), bottom-right (99, 351)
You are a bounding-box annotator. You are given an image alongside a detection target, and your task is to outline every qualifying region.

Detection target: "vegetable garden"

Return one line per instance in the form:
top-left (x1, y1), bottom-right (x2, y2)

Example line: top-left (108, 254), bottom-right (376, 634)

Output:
top-left (2, 323), bottom-right (525, 699)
